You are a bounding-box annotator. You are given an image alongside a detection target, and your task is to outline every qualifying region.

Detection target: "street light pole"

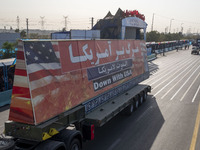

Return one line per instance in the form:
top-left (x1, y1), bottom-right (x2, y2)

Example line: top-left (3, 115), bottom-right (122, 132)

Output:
top-left (181, 23), bottom-right (184, 33)
top-left (169, 19), bottom-right (174, 33)
top-left (151, 13), bottom-right (155, 31)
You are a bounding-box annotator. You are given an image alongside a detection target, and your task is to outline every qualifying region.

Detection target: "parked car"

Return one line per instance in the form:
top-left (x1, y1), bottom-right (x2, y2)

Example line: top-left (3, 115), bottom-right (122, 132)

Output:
top-left (191, 46), bottom-right (200, 55)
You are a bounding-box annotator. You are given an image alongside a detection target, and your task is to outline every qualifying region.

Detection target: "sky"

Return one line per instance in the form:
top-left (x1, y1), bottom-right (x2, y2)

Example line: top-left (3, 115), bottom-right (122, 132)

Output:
top-left (1, 0), bottom-right (200, 33)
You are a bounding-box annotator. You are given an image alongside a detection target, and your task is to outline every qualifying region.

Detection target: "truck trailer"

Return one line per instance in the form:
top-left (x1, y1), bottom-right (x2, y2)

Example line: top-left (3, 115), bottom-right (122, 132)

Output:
top-left (0, 11), bottom-right (151, 150)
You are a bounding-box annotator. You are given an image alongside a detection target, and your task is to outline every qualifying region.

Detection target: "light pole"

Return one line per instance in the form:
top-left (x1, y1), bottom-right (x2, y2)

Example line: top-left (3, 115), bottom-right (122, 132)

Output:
top-left (151, 13), bottom-right (155, 31)
top-left (181, 23), bottom-right (184, 33)
top-left (169, 19), bottom-right (174, 33)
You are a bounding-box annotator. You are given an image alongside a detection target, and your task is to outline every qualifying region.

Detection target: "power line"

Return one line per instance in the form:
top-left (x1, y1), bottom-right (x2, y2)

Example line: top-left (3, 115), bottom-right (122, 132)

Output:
top-left (16, 16), bottom-right (20, 30)
top-left (39, 16), bottom-right (45, 30)
top-left (63, 16), bottom-right (68, 30)
top-left (154, 13), bottom-right (200, 25)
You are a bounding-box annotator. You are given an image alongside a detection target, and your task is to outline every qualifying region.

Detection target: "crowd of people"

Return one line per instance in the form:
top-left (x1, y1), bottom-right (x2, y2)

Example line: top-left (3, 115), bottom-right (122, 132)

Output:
top-left (0, 66), bottom-right (15, 92)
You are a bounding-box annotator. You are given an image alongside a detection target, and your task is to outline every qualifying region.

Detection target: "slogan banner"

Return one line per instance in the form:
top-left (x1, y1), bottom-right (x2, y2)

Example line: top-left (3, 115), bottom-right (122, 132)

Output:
top-left (58, 40), bottom-right (137, 73)
top-left (10, 39), bottom-right (149, 125)
top-left (93, 68), bottom-right (132, 91)
top-left (87, 59), bottom-right (132, 80)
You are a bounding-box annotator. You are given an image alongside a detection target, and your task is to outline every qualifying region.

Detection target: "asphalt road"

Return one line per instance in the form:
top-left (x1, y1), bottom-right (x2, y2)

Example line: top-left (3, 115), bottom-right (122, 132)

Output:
top-left (83, 49), bottom-right (200, 150)
top-left (0, 48), bottom-right (200, 150)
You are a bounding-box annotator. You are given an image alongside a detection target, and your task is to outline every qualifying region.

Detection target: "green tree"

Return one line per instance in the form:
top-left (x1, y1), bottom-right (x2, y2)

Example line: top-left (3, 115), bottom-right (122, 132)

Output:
top-left (15, 29), bottom-right (20, 33)
top-left (62, 27), bottom-right (66, 32)
top-left (20, 30), bottom-right (26, 38)
top-left (146, 31), bottom-right (160, 42)
top-left (29, 33), bottom-right (39, 39)
top-left (2, 42), bottom-right (16, 59)
top-left (146, 31), bottom-right (185, 42)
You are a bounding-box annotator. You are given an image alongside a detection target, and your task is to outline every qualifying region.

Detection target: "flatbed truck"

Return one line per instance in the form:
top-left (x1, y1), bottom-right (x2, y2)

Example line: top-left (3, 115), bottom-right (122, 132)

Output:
top-left (0, 10), bottom-right (151, 150)
top-left (2, 84), bottom-right (150, 150)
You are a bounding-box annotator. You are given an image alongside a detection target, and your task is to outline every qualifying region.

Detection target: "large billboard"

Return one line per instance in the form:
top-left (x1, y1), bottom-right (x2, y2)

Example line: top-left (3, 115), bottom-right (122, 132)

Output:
top-left (9, 39), bottom-right (149, 125)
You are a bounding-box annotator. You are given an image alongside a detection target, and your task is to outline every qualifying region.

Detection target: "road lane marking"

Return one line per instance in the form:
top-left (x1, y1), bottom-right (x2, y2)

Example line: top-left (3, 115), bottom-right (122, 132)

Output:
top-left (152, 61), bottom-right (194, 90)
top-left (136, 106), bottom-right (153, 122)
top-left (154, 61), bottom-right (197, 97)
top-left (144, 57), bottom-right (193, 85)
top-left (161, 63), bottom-right (199, 99)
top-left (107, 138), bottom-right (121, 150)
top-left (189, 101), bottom-right (200, 150)
top-left (170, 65), bottom-right (200, 100)
top-left (192, 85), bottom-right (200, 103)
top-left (180, 72), bottom-right (200, 101)
top-left (150, 58), bottom-right (193, 86)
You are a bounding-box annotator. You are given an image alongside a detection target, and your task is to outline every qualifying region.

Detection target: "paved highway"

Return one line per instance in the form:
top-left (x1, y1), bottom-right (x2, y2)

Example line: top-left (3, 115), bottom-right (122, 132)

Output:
top-left (0, 48), bottom-right (200, 150)
top-left (83, 49), bottom-right (200, 150)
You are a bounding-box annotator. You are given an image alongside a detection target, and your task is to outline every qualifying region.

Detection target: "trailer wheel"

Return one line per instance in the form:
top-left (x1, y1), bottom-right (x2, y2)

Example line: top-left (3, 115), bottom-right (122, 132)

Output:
top-left (0, 138), bottom-right (15, 150)
top-left (134, 98), bottom-right (139, 109)
top-left (143, 91), bottom-right (148, 102)
top-left (124, 103), bottom-right (134, 116)
top-left (69, 138), bottom-right (81, 150)
top-left (35, 140), bottom-right (66, 150)
top-left (139, 94), bottom-right (144, 105)
top-left (52, 129), bottom-right (82, 150)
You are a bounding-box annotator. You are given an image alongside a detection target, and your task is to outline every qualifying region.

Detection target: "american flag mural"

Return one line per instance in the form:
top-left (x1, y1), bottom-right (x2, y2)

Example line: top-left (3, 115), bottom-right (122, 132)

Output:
top-left (24, 41), bottom-right (63, 124)
top-left (9, 40), bottom-right (148, 125)
top-left (9, 41), bottom-right (34, 124)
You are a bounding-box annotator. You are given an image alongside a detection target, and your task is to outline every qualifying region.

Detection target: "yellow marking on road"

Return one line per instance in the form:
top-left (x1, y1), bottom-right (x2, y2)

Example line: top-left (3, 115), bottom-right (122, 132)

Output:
top-left (190, 102), bottom-right (200, 150)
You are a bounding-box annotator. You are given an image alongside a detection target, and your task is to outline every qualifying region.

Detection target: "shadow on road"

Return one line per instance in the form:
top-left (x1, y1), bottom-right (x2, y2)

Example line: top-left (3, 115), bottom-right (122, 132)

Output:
top-left (149, 61), bottom-right (159, 75)
top-left (0, 105), bottom-right (10, 113)
top-left (83, 95), bottom-right (164, 150)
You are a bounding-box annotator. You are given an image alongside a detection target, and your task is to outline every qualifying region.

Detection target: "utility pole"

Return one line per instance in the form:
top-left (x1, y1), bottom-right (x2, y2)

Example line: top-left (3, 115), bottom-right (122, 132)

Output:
top-left (169, 18), bottom-right (174, 33)
top-left (40, 16), bottom-right (45, 30)
top-left (26, 18), bottom-right (29, 38)
top-left (16, 16), bottom-right (20, 30)
top-left (151, 13), bottom-right (154, 32)
top-left (181, 23), bottom-right (184, 33)
top-left (165, 27), bottom-right (168, 34)
top-left (63, 16), bottom-right (68, 31)
top-left (91, 17), bottom-right (94, 29)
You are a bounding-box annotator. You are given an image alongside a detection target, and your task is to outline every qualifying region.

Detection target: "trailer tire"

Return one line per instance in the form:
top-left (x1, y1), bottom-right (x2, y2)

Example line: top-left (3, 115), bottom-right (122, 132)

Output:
top-left (52, 129), bottom-right (82, 150)
top-left (143, 91), bottom-right (147, 102)
top-left (69, 138), bottom-right (81, 150)
top-left (139, 94), bottom-right (144, 105)
top-left (134, 98), bottom-right (139, 110)
top-left (124, 103), bottom-right (134, 116)
top-left (35, 140), bottom-right (66, 150)
top-left (0, 138), bottom-right (15, 150)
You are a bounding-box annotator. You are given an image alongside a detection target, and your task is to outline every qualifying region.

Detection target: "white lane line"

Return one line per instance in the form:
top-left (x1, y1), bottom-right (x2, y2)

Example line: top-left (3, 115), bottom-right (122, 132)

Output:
top-left (153, 59), bottom-right (194, 90)
top-left (154, 59), bottom-right (199, 96)
top-left (151, 57), bottom-right (192, 82)
top-left (180, 72), bottom-right (200, 101)
top-left (148, 60), bottom-right (192, 85)
top-left (192, 85), bottom-right (200, 103)
top-left (160, 61), bottom-right (199, 99)
top-left (170, 65), bottom-right (200, 100)
top-left (144, 56), bottom-right (192, 84)
top-left (136, 106), bottom-right (153, 122)
top-left (107, 138), bottom-right (121, 150)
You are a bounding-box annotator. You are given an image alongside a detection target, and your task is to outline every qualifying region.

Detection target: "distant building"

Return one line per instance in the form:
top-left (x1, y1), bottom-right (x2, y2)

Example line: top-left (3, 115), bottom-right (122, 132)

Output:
top-left (51, 30), bottom-right (100, 40)
top-left (92, 8), bottom-right (147, 40)
top-left (0, 33), bottom-right (20, 49)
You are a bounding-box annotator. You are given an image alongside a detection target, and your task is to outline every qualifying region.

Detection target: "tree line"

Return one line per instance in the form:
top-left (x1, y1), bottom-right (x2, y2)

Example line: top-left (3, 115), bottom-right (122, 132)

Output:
top-left (146, 31), bottom-right (200, 42)
top-left (1, 30), bottom-right (200, 59)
